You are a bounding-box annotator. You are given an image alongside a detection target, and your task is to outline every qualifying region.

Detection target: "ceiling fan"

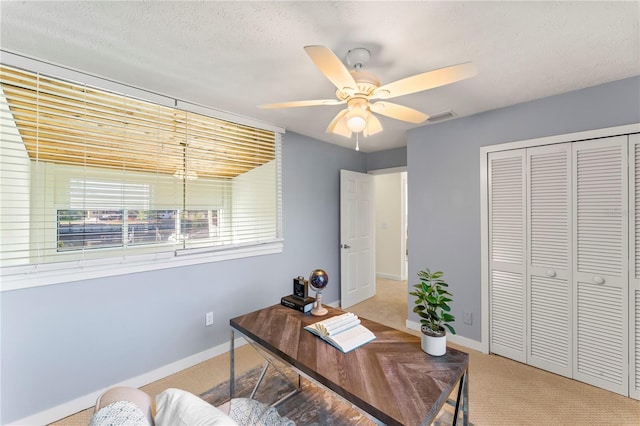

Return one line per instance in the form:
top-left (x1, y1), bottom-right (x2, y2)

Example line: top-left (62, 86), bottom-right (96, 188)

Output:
top-left (259, 45), bottom-right (477, 144)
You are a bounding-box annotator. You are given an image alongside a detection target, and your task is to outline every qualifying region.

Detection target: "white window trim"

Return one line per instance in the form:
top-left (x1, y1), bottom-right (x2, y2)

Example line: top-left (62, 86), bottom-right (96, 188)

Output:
top-left (0, 51), bottom-right (285, 291)
top-left (0, 241), bottom-right (283, 291)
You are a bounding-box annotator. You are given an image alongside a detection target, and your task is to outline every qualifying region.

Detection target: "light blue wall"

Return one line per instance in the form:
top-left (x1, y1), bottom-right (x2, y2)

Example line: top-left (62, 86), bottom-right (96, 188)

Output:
top-left (0, 131), bottom-right (366, 423)
top-left (366, 146), bottom-right (407, 170)
top-left (406, 75), bottom-right (640, 342)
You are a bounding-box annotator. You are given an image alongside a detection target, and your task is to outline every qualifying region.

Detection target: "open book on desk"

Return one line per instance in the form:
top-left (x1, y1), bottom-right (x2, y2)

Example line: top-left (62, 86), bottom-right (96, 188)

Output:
top-left (304, 312), bottom-right (376, 353)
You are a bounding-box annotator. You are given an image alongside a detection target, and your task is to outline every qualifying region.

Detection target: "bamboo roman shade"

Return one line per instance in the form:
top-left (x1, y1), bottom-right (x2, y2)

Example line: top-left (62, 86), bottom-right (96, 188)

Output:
top-left (0, 65), bottom-right (275, 179)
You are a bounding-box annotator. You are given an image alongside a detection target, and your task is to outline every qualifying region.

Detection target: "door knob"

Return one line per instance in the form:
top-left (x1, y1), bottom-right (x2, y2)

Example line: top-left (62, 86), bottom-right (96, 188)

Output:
top-left (592, 275), bottom-right (605, 285)
top-left (341, 244), bottom-right (351, 249)
top-left (545, 270), bottom-right (556, 278)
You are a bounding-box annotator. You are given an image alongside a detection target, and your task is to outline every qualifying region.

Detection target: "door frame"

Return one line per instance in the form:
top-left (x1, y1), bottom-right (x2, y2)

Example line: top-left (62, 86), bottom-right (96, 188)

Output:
top-left (369, 166), bottom-right (408, 282)
top-left (340, 166), bottom-right (407, 308)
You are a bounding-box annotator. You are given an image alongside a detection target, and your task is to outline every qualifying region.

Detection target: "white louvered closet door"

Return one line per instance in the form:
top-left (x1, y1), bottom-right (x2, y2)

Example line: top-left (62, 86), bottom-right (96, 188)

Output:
top-left (526, 144), bottom-right (572, 377)
top-left (630, 133), bottom-right (640, 400)
top-left (488, 150), bottom-right (527, 363)
top-left (572, 136), bottom-right (629, 395)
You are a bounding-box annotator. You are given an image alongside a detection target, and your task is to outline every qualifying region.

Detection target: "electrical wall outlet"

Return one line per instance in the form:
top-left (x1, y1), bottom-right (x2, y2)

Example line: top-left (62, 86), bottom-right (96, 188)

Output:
top-left (463, 311), bottom-right (473, 325)
top-left (205, 312), bottom-right (213, 326)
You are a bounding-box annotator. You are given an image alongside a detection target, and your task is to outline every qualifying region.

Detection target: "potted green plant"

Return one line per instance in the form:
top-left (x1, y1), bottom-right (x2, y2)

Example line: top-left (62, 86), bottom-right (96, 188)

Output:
top-left (410, 268), bottom-right (456, 356)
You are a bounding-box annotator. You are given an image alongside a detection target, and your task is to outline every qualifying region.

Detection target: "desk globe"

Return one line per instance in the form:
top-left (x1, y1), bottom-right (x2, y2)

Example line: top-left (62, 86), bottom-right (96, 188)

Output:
top-left (309, 269), bottom-right (329, 316)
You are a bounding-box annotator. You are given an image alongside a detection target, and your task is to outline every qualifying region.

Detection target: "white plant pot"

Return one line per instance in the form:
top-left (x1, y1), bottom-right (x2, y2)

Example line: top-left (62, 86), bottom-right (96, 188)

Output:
top-left (421, 329), bottom-right (447, 356)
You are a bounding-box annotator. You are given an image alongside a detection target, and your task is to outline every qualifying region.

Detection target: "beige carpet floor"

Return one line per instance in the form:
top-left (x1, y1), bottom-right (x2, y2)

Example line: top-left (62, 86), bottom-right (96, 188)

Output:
top-left (51, 277), bottom-right (640, 425)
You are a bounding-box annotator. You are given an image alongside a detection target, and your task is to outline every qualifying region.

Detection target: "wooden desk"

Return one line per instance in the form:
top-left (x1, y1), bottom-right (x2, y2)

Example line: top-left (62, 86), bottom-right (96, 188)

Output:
top-left (230, 304), bottom-right (469, 426)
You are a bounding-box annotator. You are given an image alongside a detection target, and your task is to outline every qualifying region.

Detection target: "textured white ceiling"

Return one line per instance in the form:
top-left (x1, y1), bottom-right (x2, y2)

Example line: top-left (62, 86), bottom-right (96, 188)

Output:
top-left (1, 1), bottom-right (638, 152)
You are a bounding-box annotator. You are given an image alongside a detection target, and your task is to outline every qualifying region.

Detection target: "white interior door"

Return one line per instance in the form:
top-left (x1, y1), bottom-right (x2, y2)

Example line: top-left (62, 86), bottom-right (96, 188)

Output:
top-left (340, 169), bottom-right (375, 308)
top-left (488, 150), bottom-right (527, 363)
top-left (526, 143), bottom-right (572, 377)
top-left (572, 136), bottom-right (629, 395)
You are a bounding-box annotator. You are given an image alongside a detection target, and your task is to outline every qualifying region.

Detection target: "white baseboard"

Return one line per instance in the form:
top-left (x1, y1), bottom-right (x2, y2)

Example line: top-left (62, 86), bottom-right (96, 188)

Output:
top-left (405, 319), bottom-right (483, 352)
top-left (9, 338), bottom-right (248, 426)
top-left (376, 272), bottom-right (403, 281)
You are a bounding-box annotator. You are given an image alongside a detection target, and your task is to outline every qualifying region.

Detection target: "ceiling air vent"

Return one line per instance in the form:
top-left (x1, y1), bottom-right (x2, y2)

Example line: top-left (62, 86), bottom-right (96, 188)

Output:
top-left (427, 110), bottom-right (457, 122)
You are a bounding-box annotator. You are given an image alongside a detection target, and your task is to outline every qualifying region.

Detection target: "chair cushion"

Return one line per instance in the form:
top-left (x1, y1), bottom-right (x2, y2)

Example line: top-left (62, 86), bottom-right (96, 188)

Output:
top-left (89, 400), bottom-right (150, 426)
top-left (155, 388), bottom-right (238, 426)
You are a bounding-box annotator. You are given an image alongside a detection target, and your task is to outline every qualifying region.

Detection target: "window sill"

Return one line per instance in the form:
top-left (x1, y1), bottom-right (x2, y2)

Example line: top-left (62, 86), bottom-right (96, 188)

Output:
top-left (0, 241), bottom-right (283, 292)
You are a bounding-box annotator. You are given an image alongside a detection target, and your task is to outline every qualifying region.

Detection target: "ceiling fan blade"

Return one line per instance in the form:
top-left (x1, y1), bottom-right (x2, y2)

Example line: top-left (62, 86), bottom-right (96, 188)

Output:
top-left (259, 99), bottom-right (345, 109)
top-left (304, 45), bottom-right (358, 93)
top-left (370, 101), bottom-right (429, 123)
top-left (371, 62), bottom-right (477, 100)
top-left (363, 113), bottom-right (383, 137)
top-left (326, 109), bottom-right (351, 138)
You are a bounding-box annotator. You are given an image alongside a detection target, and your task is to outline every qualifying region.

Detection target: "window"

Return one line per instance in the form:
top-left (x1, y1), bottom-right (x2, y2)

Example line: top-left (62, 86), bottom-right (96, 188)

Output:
top-left (56, 209), bottom-right (211, 251)
top-left (0, 62), bottom-right (283, 288)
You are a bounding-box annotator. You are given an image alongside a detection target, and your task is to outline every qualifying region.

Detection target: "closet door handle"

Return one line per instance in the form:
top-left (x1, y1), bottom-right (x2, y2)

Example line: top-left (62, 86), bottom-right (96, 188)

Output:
top-left (592, 275), bottom-right (605, 285)
top-left (545, 270), bottom-right (556, 278)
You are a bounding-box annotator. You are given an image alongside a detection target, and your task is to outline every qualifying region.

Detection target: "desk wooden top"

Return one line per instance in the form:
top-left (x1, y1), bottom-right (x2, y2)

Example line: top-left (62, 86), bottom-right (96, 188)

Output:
top-left (230, 304), bottom-right (469, 426)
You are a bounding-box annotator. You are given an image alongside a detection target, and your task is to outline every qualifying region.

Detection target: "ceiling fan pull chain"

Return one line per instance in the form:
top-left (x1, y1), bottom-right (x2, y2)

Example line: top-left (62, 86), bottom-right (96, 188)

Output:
top-left (355, 132), bottom-right (360, 151)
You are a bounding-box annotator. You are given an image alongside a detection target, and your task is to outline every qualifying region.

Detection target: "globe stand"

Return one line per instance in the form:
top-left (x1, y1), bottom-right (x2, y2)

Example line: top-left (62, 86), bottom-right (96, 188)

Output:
top-left (309, 268), bottom-right (329, 316)
top-left (311, 290), bottom-right (328, 316)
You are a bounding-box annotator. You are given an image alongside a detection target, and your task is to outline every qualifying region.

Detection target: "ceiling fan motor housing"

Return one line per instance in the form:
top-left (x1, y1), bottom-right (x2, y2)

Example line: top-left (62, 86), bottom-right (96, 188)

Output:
top-left (336, 71), bottom-right (380, 100)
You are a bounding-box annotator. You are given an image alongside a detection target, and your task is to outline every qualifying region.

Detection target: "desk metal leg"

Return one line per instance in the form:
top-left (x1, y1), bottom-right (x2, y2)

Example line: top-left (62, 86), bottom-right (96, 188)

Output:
top-left (249, 362), bottom-right (270, 399)
top-left (230, 329), bottom-right (235, 398)
top-left (462, 370), bottom-right (469, 425)
top-left (228, 329), bottom-right (304, 409)
top-left (452, 370), bottom-right (468, 426)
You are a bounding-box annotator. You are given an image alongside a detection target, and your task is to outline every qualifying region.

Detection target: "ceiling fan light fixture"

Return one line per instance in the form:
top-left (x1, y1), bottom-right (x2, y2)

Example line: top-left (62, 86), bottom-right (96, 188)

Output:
top-left (345, 97), bottom-right (369, 133)
top-left (346, 112), bottom-right (367, 133)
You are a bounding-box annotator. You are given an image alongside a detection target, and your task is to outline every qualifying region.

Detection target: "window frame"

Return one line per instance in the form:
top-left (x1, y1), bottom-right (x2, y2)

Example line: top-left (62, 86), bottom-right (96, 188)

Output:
top-left (0, 52), bottom-right (284, 291)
